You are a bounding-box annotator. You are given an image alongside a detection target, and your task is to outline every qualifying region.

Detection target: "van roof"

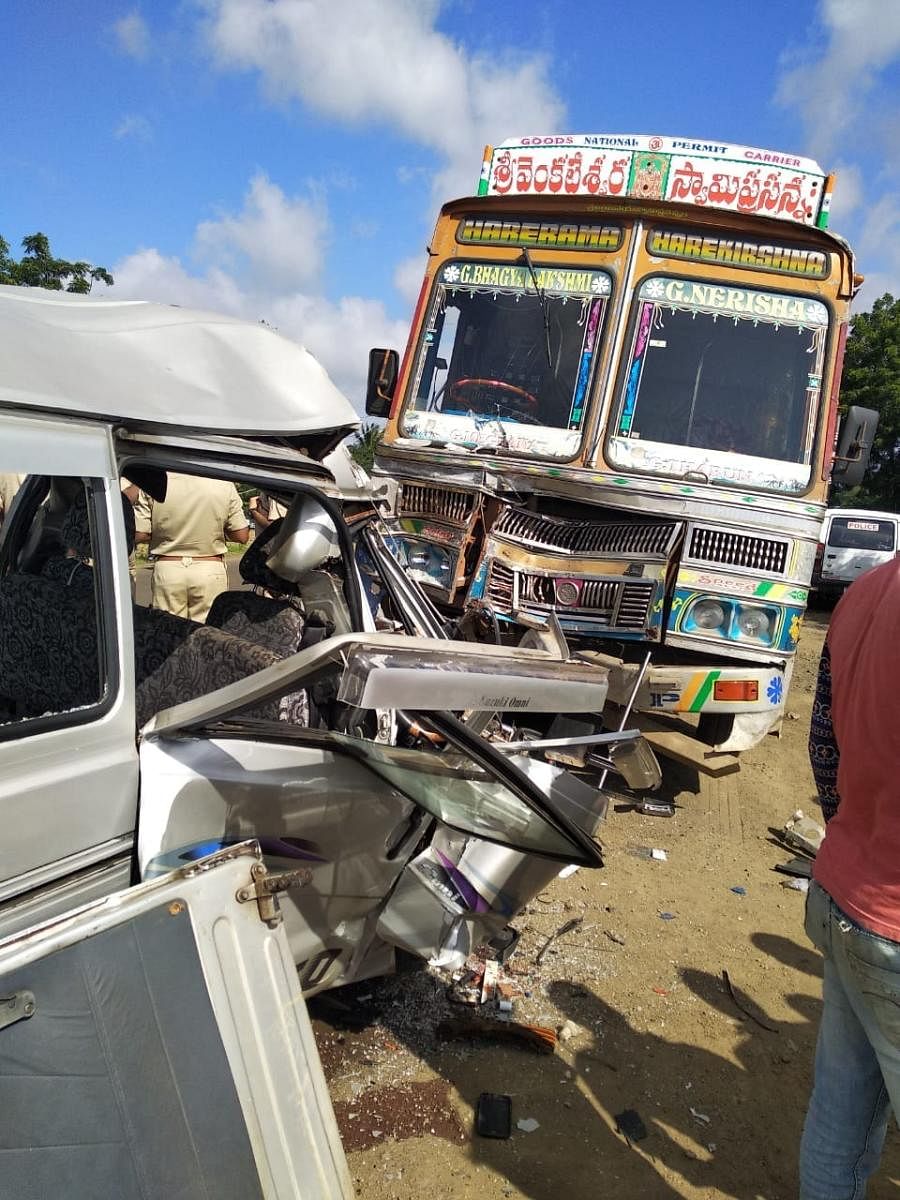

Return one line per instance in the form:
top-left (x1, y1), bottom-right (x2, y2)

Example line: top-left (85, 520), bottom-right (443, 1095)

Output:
top-left (0, 285), bottom-right (359, 458)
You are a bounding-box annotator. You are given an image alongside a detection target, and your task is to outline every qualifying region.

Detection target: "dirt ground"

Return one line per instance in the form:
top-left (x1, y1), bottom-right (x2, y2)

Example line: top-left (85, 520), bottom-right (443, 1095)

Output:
top-left (309, 608), bottom-right (900, 1200)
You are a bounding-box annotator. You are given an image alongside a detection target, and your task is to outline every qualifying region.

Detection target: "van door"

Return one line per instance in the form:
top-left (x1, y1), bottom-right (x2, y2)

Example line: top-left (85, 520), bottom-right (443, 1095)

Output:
top-left (0, 841), bottom-right (351, 1200)
top-left (0, 414), bottom-right (138, 937)
top-left (135, 633), bottom-right (607, 989)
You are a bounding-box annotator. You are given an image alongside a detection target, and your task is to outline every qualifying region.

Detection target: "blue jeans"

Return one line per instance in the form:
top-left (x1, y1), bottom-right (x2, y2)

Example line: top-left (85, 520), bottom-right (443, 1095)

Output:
top-left (800, 880), bottom-right (900, 1198)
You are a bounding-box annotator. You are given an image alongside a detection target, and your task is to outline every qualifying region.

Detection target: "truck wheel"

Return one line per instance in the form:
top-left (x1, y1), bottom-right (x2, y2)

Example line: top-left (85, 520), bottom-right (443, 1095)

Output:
top-left (697, 712), bottom-right (735, 748)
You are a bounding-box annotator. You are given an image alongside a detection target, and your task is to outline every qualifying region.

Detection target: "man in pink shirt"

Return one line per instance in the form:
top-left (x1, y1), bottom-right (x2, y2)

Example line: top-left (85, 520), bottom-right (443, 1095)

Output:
top-left (802, 556), bottom-right (900, 1197)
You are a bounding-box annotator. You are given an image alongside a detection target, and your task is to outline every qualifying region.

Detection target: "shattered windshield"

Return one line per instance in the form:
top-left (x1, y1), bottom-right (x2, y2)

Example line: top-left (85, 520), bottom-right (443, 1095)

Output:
top-left (608, 277), bottom-right (829, 493)
top-left (401, 259), bottom-right (611, 459)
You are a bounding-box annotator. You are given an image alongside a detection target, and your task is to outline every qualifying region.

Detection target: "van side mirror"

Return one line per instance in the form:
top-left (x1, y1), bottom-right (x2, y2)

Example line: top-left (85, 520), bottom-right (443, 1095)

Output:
top-left (365, 348), bottom-right (399, 417)
top-left (832, 405), bottom-right (879, 488)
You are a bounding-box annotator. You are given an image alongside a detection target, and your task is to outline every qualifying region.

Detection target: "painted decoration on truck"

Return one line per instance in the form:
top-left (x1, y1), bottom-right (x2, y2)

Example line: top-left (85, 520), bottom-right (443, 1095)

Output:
top-left (479, 135), bottom-right (832, 229)
top-left (441, 261), bottom-right (610, 296)
top-left (457, 217), bottom-right (623, 253)
top-left (646, 230), bottom-right (829, 279)
top-left (607, 437), bottom-right (812, 495)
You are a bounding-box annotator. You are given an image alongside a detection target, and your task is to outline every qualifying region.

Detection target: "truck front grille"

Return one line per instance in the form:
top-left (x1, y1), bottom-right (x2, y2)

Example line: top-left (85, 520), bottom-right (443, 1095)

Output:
top-left (493, 507), bottom-right (679, 558)
top-left (485, 564), bottom-right (654, 633)
top-left (689, 527), bottom-right (789, 575)
top-left (398, 484), bottom-right (475, 524)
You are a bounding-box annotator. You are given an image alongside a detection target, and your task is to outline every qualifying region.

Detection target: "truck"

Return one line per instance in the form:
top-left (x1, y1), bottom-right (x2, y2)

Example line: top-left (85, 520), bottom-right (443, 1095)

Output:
top-left (366, 133), bottom-right (877, 768)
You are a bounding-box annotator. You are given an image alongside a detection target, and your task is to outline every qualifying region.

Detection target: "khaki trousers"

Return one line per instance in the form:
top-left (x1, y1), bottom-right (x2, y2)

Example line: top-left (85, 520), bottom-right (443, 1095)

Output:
top-left (150, 557), bottom-right (227, 622)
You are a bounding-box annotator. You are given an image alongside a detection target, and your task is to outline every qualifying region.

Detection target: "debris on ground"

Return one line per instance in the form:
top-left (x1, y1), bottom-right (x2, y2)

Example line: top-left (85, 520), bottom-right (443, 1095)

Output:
top-left (781, 877), bottom-right (810, 893)
top-left (475, 1092), bottom-right (511, 1139)
top-left (690, 1107), bottom-right (711, 1125)
top-left (721, 969), bottom-right (779, 1033)
top-left (557, 1018), bottom-right (583, 1042)
top-left (535, 916), bottom-right (584, 964)
top-left (437, 1015), bottom-right (557, 1054)
top-left (730, 885), bottom-right (747, 896)
top-left (516, 1117), bottom-right (540, 1133)
top-left (782, 809), bottom-right (825, 856)
top-left (480, 959), bottom-right (501, 1005)
top-left (615, 1109), bottom-right (648, 1142)
top-left (628, 845), bottom-right (668, 861)
top-left (774, 856), bottom-right (813, 879)
top-left (639, 798), bottom-right (676, 818)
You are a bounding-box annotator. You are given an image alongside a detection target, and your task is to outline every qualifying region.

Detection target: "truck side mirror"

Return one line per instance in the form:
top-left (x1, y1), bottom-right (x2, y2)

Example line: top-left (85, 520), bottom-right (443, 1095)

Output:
top-left (366, 348), bottom-right (399, 417)
top-left (832, 404), bottom-right (879, 488)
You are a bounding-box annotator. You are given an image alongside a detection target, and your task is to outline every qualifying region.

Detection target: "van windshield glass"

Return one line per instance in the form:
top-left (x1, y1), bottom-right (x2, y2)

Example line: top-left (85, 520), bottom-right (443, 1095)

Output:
top-left (608, 277), bottom-right (829, 493)
top-left (401, 260), bottom-right (611, 458)
top-left (829, 517), bottom-right (896, 551)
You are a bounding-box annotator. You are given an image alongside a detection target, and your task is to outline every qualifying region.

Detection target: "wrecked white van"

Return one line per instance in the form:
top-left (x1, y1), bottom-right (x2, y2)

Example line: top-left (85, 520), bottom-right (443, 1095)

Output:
top-left (0, 285), bottom-right (651, 991)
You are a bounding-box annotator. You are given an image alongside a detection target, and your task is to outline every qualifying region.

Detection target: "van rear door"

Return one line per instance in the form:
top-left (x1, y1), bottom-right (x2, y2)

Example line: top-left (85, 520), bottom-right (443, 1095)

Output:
top-left (0, 842), bottom-right (350, 1200)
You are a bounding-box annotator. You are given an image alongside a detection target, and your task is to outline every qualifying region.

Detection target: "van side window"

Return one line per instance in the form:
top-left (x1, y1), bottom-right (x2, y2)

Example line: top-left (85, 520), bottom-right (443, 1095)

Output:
top-left (0, 477), bottom-right (113, 732)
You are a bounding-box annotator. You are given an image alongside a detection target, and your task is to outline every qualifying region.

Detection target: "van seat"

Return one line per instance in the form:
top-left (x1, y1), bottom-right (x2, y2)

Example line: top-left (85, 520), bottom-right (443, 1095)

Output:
top-left (0, 572), bottom-right (100, 719)
top-left (133, 606), bottom-right (299, 728)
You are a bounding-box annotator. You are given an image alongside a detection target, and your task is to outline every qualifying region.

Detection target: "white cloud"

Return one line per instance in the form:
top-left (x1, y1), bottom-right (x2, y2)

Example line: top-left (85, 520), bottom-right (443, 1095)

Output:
top-left (199, 0), bottom-right (565, 202)
top-left (393, 253), bottom-right (426, 308)
top-left (826, 162), bottom-right (863, 226)
top-left (852, 193), bottom-right (900, 309)
top-left (114, 113), bottom-right (153, 142)
top-left (108, 177), bottom-right (408, 407)
top-left (111, 248), bottom-right (247, 315)
top-left (775, 1), bottom-right (900, 310)
top-left (112, 10), bottom-right (150, 59)
top-left (195, 173), bottom-right (329, 291)
top-left (777, 0), bottom-right (900, 163)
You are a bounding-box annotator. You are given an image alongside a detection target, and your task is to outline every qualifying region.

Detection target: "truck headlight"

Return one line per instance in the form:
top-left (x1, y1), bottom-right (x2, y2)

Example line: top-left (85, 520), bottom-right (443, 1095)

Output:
top-left (691, 598), bottom-right (727, 630)
top-left (734, 603), bottom-right (778, 645)
top-left (396, 537), bottom-right (453, 585)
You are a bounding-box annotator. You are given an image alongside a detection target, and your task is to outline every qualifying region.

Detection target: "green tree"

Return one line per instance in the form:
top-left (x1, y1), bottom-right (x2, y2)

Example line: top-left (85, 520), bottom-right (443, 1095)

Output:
top-left (832, 293), bottom-right (900, 511)
top-left (0, 231), bottom-right (113, 293)
top-left (348, 422), bottom-right (382, 474)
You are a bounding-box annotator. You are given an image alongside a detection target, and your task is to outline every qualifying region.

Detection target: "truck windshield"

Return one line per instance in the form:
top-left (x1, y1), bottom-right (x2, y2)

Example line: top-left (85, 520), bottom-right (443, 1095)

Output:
top-left (401, 259), bottom-right (611, 459)
top-left (608, 277), bottom-right (829, 493)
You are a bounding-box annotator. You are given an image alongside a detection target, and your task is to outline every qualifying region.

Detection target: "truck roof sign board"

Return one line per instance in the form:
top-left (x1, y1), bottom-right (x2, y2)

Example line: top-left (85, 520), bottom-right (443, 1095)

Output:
top-left (478, 135), bottom-right (833, 229)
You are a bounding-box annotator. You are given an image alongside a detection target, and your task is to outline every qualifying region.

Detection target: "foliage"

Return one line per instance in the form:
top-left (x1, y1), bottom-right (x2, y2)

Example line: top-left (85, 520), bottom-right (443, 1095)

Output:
top-left (831, 293), bottom-right (900, 511)
top-left (348, 422), bottom-right (383, 474)
top-left (0, 232), bottom-right (113, 293)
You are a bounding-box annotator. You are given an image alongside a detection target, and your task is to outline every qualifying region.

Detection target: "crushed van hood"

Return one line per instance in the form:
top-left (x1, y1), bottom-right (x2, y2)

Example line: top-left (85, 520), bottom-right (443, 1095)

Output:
top-left (0, 285), bottom-right (358, 459)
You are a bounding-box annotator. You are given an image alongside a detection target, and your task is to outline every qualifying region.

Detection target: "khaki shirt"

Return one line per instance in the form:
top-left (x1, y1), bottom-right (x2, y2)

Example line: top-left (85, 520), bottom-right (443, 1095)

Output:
top-left (258, 492), bottom-right (288, 522)
top-left (134, 474), bottom-right (248, 556)
top-left (0, 473), bottom-right (26, 522)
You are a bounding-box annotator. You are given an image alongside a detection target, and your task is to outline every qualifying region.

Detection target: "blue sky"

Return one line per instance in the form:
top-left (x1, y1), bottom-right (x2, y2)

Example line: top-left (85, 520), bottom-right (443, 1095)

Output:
top-left (4, 0), bottom-right (900, 406)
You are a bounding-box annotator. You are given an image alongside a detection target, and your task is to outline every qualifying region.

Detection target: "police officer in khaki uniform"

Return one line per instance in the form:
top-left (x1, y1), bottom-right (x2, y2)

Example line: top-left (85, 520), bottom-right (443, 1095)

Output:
top-left (134, 473), bottom-right (249, 621)
top-left (0, 473), bottom-right (26, 527)
top-left (248, 491), bottom-right (287, 533)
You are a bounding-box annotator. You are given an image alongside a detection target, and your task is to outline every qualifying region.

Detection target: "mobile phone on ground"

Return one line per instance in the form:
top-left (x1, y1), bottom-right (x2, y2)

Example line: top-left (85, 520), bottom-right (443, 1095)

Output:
top-left (476, 1092), bottom-right (512, 1139)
